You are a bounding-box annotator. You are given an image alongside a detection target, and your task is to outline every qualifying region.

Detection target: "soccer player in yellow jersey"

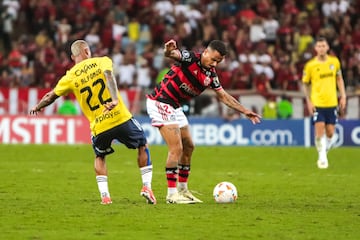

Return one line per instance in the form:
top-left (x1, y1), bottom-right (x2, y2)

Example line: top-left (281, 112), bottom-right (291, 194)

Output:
top-left (30, 40), bottom-right (157, 204)
top-left (302, 37), bottom-right (346, 169)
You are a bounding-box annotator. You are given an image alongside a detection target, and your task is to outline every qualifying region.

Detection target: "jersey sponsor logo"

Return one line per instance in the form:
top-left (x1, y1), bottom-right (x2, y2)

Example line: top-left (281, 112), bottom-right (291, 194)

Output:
top-left (179, 83), bottom-right (199, 96)
top-left (94, 110), bottom-right (120, 124)
top-left (319, 72), bottom-right (334, 79)
top-left (75, 63), bottom-right (98, 76)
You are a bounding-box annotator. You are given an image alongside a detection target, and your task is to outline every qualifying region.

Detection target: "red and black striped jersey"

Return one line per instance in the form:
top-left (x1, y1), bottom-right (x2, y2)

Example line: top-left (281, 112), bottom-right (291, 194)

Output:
top-left (147, 50), bottom-right (223, 108)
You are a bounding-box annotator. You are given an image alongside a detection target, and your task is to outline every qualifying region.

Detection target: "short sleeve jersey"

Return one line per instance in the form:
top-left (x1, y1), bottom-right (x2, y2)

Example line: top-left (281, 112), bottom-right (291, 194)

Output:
top-left (302, 55), bottom-right (341, 107)
top-left (147, 50), bottom-right (223, 108)
top-left (54, 56), bottom-right (132, 136)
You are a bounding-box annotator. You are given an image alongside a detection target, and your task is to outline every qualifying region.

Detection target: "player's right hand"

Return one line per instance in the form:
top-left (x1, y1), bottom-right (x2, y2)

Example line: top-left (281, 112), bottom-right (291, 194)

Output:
top-left (30, 106), bottom-right (41, 115)
top-left (164, 39), bottom-right (177, 51)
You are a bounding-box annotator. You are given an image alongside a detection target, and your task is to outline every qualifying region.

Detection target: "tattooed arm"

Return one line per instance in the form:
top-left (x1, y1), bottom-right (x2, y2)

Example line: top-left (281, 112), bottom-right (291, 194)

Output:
top-left (103, 70), bottom-right (119, 113)
top-left (215, 88), bottom-right (261, 124)
top-left (30, 91), bottom-right (59, 115)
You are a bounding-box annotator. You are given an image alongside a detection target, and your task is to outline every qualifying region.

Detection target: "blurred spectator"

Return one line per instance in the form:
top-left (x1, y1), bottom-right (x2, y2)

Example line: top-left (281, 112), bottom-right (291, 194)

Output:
top-left (0, 68), bottom-right (16, 87)
top-left (136, 57), bottom-right (151, 88)
top-left (344, 68), bottom-right (358, 91)
top-left (194, 94), bottom-right (220, 117)
top-left (19, 62), bottom-right (34, 87)
top-left (262, 12), bottom-right (280, 45)
top-left (252, 44), bottom-right (275, 81)
top-left (1, 4), bottom-right (16, 54)
top-left (111, 41), bottom-right (124, 78)
top-left (53, 50), bottom-right (73, 80)
top-left (57, 96), bottom-right (79, 116)
top-left (249, 17), bottom-right (266, 43)
top-left (0, 0), bottom-right (358, 118)
top-left (200, 13), bottom-right (218, 45)
top-left (277, 95), bottom-right (293, 119)
top-left (253, 72), bottom-right (272, 95)
top-left (155, 59), bottom-right (171, 84)
top-left (232, 62), bottom-right (252, 90)
top-left (56, 18), bottom-right (72, 46)
top-left (117, 48), bottom-right (136, 89)
top-left (236, 2), bottom-right (257, 25)
top-left (127, 17), bottom-right (140, 43)
top-left (3, 0), bottom-right (20, 20)
top-left (283, 63), bottom-right (301, 91)
top-left (84, 23), bottom-right (101, 52)
top-left (7, 41), bottom-right (24, 78)
top-left (137, 23), bottom-right (152, 55)
top-left (262, 96), bottom-right (277, 119)
top-left (307, 8), bottom-right (322, 36)
top-left (295, 25), bottom-right (314, 57)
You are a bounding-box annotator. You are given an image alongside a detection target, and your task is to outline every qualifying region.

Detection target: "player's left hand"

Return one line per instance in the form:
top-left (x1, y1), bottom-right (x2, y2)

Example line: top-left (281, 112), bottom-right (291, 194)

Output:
top-left (339, 96), bottom-right (346, 113)
top-left (244, 110), bottom-right (262, 124)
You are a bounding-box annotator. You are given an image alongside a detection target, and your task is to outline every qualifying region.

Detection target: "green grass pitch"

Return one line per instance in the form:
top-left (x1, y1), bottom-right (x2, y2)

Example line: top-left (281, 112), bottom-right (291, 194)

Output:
top-left (0, 144), bottom-right (359, 240)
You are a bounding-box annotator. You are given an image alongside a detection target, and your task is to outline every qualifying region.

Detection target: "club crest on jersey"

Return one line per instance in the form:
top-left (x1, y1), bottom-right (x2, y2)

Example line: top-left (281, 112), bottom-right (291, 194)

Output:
top-left (204, 76), bottom-right (211, 86)
top-left (181, 50), bottom-right (191, 62)
top-left (329, 64), bottom-right (334, 70)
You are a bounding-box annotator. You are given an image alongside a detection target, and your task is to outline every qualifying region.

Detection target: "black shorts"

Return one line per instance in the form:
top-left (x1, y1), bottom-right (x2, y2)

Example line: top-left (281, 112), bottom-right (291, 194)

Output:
top-left (313, 107), bottom-right (337, 125)
top-left (91, 118), bottom-right (147, 157)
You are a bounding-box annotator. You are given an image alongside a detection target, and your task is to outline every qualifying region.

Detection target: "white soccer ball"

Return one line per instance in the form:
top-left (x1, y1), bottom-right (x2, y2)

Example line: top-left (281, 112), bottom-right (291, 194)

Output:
top-left (213, 181), bottom-right (238, 203)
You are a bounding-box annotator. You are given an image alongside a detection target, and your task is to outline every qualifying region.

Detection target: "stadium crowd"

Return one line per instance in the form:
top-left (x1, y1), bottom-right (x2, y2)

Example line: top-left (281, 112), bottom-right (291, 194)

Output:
top-left (0, 0), bottom-right (359, 114)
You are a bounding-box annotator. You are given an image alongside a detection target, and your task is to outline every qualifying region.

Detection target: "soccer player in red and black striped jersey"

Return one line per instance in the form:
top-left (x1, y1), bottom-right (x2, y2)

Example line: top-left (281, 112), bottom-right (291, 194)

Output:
top-left (146, 39), bottom-right (261, 204)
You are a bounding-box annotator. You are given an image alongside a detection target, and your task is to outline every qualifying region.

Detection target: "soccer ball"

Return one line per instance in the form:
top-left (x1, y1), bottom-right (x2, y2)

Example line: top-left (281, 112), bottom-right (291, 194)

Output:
top-left (213, 181), bottom-right (238, 203)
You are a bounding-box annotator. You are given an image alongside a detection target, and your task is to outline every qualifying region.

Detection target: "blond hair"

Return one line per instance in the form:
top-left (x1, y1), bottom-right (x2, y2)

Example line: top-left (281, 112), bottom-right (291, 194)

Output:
top-left (71, 40), bottom-right (89, 56)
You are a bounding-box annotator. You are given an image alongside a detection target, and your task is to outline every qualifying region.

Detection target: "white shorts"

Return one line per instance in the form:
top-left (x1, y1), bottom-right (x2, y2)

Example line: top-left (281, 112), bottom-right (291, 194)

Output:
top-left (146, 98), bottom-right (189, 128)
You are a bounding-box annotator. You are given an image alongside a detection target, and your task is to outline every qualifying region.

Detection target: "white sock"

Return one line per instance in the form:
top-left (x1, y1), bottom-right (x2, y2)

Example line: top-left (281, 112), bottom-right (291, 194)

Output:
top-left (326, 137), bottom-right (332, 151)
top-left (315, 135), bottom-right (327, 161)
top-left (140, 165), bottom-right (153, 189)
top-left (320, 136), bottom-right (327, 160)
top-left (178, 182), bottom-right (188, 191)
top-left (96, 175), bottom-right (110, 198)
top-left (167, 187), bottom-right (177, 196)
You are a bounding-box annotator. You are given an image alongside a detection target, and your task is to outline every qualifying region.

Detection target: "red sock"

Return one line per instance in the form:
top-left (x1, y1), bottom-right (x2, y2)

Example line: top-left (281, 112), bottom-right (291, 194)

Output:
top-left (166, 167), bottom-right (178, 188)
top-left (178, 165), bottom-right (190, 184)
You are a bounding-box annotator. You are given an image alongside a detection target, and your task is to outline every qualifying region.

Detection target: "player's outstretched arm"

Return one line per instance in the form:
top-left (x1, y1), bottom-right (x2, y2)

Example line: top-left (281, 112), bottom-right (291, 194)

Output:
top-left (215, 89), bottom-right (261, 124)
top-left (30, 90), bottom-right (59, 115)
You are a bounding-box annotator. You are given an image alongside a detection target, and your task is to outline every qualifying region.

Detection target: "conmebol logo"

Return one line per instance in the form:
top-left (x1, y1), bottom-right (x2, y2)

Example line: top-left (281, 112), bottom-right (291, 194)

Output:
top-left (251, 129), bottom-right (293, 145)
top-left (142, 123), bottom-right (295, 146)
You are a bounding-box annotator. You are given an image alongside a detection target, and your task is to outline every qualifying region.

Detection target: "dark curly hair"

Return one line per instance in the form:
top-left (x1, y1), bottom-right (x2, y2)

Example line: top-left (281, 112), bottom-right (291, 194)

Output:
top-left (208, 40), bottom-right (227, 56)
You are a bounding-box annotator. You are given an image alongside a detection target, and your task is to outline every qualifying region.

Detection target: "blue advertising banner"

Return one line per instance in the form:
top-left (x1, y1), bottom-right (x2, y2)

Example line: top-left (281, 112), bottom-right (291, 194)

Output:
top-left (310, 120), bottom-right (360, 147)
top-left (137, 117), bottom-right (359, 147)
top-left (137, 117), bottom-right (307, 146)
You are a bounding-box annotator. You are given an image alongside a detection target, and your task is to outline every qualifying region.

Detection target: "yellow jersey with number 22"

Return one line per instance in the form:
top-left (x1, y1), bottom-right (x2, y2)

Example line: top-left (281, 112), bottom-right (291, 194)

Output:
top-left (54, 56), bottom-right (132, 136)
